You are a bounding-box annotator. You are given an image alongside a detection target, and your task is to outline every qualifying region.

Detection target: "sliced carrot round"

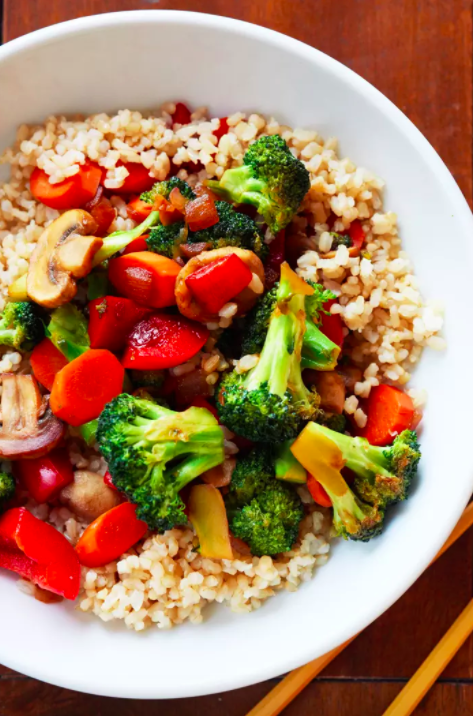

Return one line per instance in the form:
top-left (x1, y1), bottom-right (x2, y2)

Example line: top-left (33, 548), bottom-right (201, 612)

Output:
top-left (30, 339), bottom-right (68, 392)
top-left (30, 161), bottom-right (103, 210)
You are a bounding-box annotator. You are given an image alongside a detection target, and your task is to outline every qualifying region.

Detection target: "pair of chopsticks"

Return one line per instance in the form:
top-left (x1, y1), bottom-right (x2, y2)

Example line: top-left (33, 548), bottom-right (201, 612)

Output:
top-left (248, 502), bottom-right (473, 716)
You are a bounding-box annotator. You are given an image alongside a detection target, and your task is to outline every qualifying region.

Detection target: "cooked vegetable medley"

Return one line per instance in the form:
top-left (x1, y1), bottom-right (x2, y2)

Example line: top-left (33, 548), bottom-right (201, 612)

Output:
top-left (0, 102), bottom-right (444, 630)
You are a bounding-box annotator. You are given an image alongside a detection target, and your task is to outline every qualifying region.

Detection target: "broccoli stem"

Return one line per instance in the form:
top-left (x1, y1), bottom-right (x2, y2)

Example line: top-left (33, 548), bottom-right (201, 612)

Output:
top-left (301, 320), bottom-right (340, 371)
top-left (92, 210), bottom-right (160, 266)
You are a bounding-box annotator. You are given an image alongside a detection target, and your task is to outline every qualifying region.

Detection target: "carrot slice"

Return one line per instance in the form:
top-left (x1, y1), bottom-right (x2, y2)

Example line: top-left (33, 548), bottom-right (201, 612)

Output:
top-left (108, 251), bottom-right (181, 308)
top-left (50, 349), bottom-right (124, 426)
top-left (30, 339), bottom-right (68, 392)
top-left (112, 162), bottom-right (155, 194)
top-left (75, 502), bottom-right (148, 568)
top-left (360, 384), bottom-right (415, 446)
top-left (30, 161), bottom-right (103, 210)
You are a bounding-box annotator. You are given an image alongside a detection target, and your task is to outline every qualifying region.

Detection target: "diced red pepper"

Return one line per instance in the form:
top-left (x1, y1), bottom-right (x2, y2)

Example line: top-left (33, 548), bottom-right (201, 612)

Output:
top-left (319, 299), bottom-right (345, 348)
top-left (103, 471), bottom-right (119, 493)
top-left (157, 196), bottom-right (184, 226)
top-left (30, 338), bottom-right (68, 392)
top-left (265, 229), bottom-right (286, 289)
top-left (359, 384), bottom-right (415, 446)
top-left (307, 473), bottom-right (332, 508)
top-left (347, 220), bottom-right (366, 251)
top-left (110, 162), bottom-right (155, 195)
top-left (14, 449), bottom-right (74, 504)
top-left (88, 195), bottom-right (116, 236)
top-left (127, 197), bottom-right (153, 223)
top-left (75, 502), bottom-right (148, 568)
top-left (0, 507), bottom-right (81, 600)
top-left (108, 251), bottom-right (181, 308)
top-left (122, 313), bottom-right (209, 370)
top-left (172, 102), bottom-right (192, 125)
top-left (185, 194), bottom-right (219, 232)
top-left (88, 296), bottom-right (151, 352)
top-left (122, 236), bottom-right (149, 255)
top-left (213, 117), bottom-right (229, 141)
top-left (185, 253), bottom-right (253, 315)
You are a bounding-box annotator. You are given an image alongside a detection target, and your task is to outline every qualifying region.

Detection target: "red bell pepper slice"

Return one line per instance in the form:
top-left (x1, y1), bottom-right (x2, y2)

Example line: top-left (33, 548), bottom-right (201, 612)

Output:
top-left (75, 502), bottom-right (148, 568)
top-left (88, 296), bottom-right (151, 352)
top-left (265, 229), bottom-right (286, 289)
top-left (127, 196), bottom-right (153, 223)
top-left (307, 473), bottom-right (332, 507)
top-left (185, 194), bottom-right (219, 232)
top-left (108, 251), bottom-right (181, 308)
top-left (122, 313), bottom-right (209, 370)
top-left (122, 236), bottom-right (149, 255)
top-left (359, 384), bottom-right (415, 446)
top-left (30, 161), bottom-right (103, 211)
top-left (14, 449), bottom-right (74, 504)
top-left (213, 117), bottom-right (229, 141)
top-left (185, 253), bottom-right (253, 315)
top-left (109, 161), bottom-right (155, 195)
top-left (88, 195), bottom-right (116, 236)
top-left (103, 470), bottom-right (119, 492)
top-left (172, 102), bottom-right (192, 125)
top-left (319, 298), bottom-right (345, 348)
top-left (30, 338), bottom-right (68, 392)
top-left (0, 507), bottom-right (81, 599)
top-left (347, 220), bottom-right (366, 251)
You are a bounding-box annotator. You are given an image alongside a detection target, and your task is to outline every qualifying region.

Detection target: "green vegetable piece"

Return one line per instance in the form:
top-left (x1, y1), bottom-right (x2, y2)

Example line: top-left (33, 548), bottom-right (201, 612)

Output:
top-left (46, 304), bottom-right (89, 362)
top-left (92, 211), bottom-right (160, 266)
top-left (140, 177), bottom-right (196, 204)
top-left (0, 472), bottom-right (15, 514)
top-left (79, 419), bottom-right (99, 447)
top-left (0, 301), bottom-right (45, 352)
top-left (274, 441), bottom-right (307, 484)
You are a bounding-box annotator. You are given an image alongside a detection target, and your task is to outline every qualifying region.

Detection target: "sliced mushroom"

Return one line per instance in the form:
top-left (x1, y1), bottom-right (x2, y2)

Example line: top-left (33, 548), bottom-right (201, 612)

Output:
top-left (175, 247), bottom-right (265, 323)
top-left (60, 470), bottom-right (121, 522)
top-left (27, 209), bottom-right (103, 308)
top-left (0, 374), bottom-right (65, 459)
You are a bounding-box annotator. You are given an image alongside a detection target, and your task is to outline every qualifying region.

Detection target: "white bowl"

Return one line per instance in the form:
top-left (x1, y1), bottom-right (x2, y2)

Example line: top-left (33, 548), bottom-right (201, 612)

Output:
top-left (0, 10), bottom-right (472, 699)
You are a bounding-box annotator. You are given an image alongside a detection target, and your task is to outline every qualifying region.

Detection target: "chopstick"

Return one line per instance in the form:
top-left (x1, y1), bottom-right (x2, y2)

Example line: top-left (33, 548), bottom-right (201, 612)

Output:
top-left (247, 501), bottom-right (473, 716)
top-left (382, 598), bottom-right (473, 716)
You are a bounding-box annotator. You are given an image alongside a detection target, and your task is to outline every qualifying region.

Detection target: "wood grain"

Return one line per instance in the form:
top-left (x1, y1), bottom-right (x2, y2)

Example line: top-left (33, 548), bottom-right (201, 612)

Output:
top-left (2, 0), bottom-right (473, 714)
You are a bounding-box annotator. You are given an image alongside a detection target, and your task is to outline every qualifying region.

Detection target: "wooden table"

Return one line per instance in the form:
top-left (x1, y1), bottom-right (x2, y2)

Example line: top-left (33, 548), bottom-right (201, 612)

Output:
top-left (1, 1), bottom-right (472, 714)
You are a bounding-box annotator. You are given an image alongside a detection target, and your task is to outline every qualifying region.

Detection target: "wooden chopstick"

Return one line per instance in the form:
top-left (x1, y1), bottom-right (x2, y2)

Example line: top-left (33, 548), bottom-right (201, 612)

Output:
top-left (247, 501), bottom-right (473, 716)
top-left (382, 598), bottom-right (473, 716)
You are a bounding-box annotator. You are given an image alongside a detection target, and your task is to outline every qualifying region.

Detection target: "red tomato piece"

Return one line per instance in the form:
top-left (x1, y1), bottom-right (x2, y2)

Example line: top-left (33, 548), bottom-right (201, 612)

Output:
top-left (108, 251), bottom-right (181, 308)
top-left (185, 253), bottom-right (253, 315)
top-left (111, 162), bottom-right (155, 194)
top-left (122, 313), bottom-right (209, 370)
top-left (360, 384), bottom-right (415, 446)
top-left (0, 507), bottom-right (81, 599)
top-left (88, 296), bottom-right (151, 352)
top-left (185, 194), bottom-right (219, 232)
top-left (172, 102), bottom-right (192, 125)
top-left (30, 161), bottom-right (103, 210)
top-left (213, 117), bottom-right (229, 141)
top-left (320, 299), bottom-right (345, 348)
top-left (307, 473), bottom-right (332, 507)
top-left (75, 502), bottom-right (148, 568)
top-left (14, 449), bottom-right (74, 504)
top-left (127, 197), bottom-right (153, 223)
top-left (30, 338), bottom-right (68, 392)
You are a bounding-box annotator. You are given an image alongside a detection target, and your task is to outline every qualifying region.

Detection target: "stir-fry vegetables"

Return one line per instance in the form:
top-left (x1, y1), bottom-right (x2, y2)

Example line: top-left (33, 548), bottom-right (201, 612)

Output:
top-left (30, 339), bottom-right (68, 391)
top-left (30, 161), bottom-right (103, 210)
top-left (88, 296), bottom-right (150, 352)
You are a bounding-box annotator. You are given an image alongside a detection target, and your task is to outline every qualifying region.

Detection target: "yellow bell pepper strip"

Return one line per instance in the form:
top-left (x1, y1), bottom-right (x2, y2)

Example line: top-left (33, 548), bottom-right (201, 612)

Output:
top-left (188, 484), bottom-right (233, 559)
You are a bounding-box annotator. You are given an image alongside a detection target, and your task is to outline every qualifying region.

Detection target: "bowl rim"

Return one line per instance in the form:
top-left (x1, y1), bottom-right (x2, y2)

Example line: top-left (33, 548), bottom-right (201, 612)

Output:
top-left (1, 8), bottom-right (473, 699)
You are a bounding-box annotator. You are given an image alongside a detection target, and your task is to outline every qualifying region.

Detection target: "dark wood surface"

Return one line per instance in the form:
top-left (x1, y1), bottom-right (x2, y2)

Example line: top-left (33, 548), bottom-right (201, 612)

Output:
top-left (1, 1), bottom-right (473, 714)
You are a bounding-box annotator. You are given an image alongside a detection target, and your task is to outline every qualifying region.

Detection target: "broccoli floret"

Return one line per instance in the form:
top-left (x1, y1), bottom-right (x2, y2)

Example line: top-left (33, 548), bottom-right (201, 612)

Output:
top-left (206, 134), bottom-right (310, 234)
top-left (92, 211), bottom-right (161, 266)
top-left (97, 393), bottom-right (225, 531)
top-left (218, 263), bottom-right (319, 443)
top-left (0, 471), bottom-right (15, 513)
top-left (329, 481), bottom-right (385, 542)
top-left (241, 280), bottom-right (340, 371)
top-left (146, 221), bottom-right (188, 259)
top-left (46, 304), bottom-right (89, 362)
top-left (318, 411), bottom-right (347, 433)
top-left (226, 447), bottom-right (274, 508)
top-left (230, 481), bottom-right (304, 556)
top-left (328, 232), bottom-right (352, 250)
top-left (190, 201), bottom-right (268, 261)
top-left (0, 301), bottom-right (45, 351)
top-left (140, 177), bottom-right (196, 204)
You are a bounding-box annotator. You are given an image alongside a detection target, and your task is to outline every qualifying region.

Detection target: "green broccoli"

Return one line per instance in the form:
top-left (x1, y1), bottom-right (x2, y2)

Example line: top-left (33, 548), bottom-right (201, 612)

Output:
top-left (92, 211), bottom-right (161, 266)
top-left (46, 304), bottom-right (89, 362)
top-left (225, 447), bottom-right (304, 556)
top-left (241, 281), bottom-right (340, 371)
top-left (189, 201), bottom-right (268, 261)
top-left (140, 177), bottom-right (196, 204)
top-left (0, 301), bottom-right (45, 351)
top-left (217, 264), bottom-right (319, 443)
top-left (97, 393), bottom-right (225, 531)
top-left (0, 472), bottom-right (15, 513)
top-left (146, 221), bottom-right (188, 259)
top-left (328, 479), bottom-right (385, 542)
top-left (206, 134), bottom-right (310, 234)
top-left (328, 232), bottom-right (352, 250)
top-left (318, 411), bottom-right (347, 433)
